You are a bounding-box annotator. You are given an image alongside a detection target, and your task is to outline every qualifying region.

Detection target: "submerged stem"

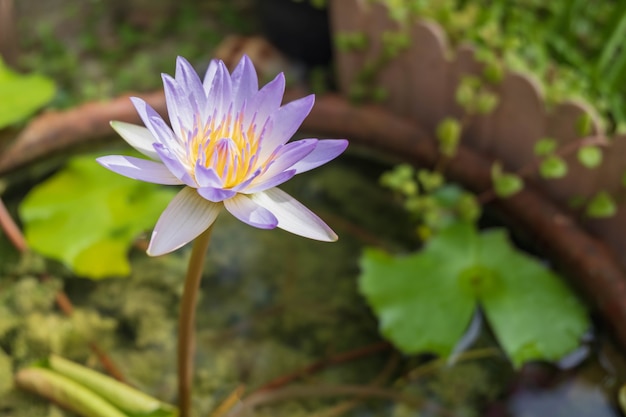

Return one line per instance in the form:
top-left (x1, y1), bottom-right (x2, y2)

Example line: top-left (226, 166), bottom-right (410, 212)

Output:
top-left (0, 196), bottom-right (28, 253)
top-left (178, 225), bottom-right (214, 417)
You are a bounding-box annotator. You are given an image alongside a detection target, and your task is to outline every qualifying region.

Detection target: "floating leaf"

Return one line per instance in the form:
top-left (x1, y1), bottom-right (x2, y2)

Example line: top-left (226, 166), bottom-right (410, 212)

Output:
top-left (0, 58), bottom-right (55, 128)
top-left (577, 146), bottom-right (603, 169)
top-left (359, 228), bottom-right (477, 356)
top-left (540, 155), bottom-right (568, 179)
top-left (19, 154), bottom-right (176, 279)
top-left (491, 163), bottom-right (523, 198)
top-left (586, 191), bottom-right (617, 218)
top-left (359, 222), bottom-right (589, 367)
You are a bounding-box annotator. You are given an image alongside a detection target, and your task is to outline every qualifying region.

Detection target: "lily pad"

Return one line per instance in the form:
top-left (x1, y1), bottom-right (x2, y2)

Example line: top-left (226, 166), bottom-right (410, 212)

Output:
top-left (20, 154), bottom-right (176, 279)
top-left (0, 58), bottom-right (55, 128)
top-left (359, 222), bottom-right (589, 366)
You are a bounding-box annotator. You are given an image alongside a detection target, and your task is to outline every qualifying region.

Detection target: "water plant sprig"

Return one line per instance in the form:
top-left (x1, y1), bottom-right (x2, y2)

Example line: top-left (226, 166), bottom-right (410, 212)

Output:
top-left (97, 55), bottom-right (348, 417)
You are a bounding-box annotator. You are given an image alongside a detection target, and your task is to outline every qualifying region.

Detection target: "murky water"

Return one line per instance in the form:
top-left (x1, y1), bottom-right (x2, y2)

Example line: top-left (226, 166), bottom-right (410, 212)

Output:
top-left (1, 154), bottom-right (625, 416)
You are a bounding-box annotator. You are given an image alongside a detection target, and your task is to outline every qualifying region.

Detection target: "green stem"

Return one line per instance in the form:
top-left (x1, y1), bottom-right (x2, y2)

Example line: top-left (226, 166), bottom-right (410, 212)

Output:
top-left (178, 225), bottom-right (214, 417)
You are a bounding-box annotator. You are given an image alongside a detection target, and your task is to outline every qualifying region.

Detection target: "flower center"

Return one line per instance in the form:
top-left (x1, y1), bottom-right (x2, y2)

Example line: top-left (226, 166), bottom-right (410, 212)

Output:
top-left (187, 108), bottom-right (260, 188)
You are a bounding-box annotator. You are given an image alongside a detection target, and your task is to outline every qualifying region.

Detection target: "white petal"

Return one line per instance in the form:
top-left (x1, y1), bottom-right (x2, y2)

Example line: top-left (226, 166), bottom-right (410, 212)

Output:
top-left (97, 155), bottom-right (183, 185)
top-left (251, 187), bottom-right (338, 241)
top-left (110, 121), bottom-right (160, 160)
top-left (224, 194), bottom-right (277, 229)
top-left (147, 187), bottom-right (221, 256)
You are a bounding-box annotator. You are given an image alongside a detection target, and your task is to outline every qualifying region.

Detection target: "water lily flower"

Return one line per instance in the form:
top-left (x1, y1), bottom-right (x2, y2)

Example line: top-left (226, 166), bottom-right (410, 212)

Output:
top-left (98, 55), bottom-right (348, 256)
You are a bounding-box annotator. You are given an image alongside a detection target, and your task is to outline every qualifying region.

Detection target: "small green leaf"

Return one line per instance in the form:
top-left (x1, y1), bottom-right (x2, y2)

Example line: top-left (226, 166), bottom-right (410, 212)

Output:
top-left (586, 191), bottom-right (617, 218)
top-left (476, 91), bottom-right (499, 114)
top-left (491, 163), bottom-right (523, 198)
top-left (436, 117), bottom-right (462, 157)
top-left (20, 154), bottom-right (176, 279)
top-left (334, 32), bottom-right (368, 52)
top-left (540, 155), bottom-right (568, 179)
top-left (455, 76), bottom-right (481, 111)
top-left (533, 138), bottom-right (557, 157)
top-left (417, 169), bottom-right (444, 192)
top-left (482, 60), bottom-right (504, 84)
top-left (380, 164), bottom-right (417, 196)
top-left (577, 146), bottom-right (603, 168)
top-left (0, 58), bottom-right (55, 128)
top-left (575, 113), bottom-right (593, 137)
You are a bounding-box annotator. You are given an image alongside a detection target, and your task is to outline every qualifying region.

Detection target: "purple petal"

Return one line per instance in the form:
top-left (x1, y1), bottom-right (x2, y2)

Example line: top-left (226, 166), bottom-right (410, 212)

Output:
top-left (256, 139), bottom-right (317, 180)
top-left (243, 169), bottom-right (296, 194)
top-left (154, 143), bottom-right (196, 187)
top-left (147, 187), bottom-right (221, 256)
top-left (110, 121), bottom-right (160, 160)
top-left (205, 61), bottom-right (233, 115)
top-left (291, 139), bottom-right (349, 174)
top-left (197, 186), bottom-right (237, 202)
top-left (96, 155), bottom-right (183, 185)
top-left (231, 55), bottom-right (258, 109)
top-left (148, 115), bottom-right (183, 154)
top-left (130, 97), bottom-right (177, 147)
top-left (162, 74), bottom-right (195, 136)
top-left (243, 73), bottom-right (285, 128)
top-left (251, 187), bottom-right (337, 241)
top-left (258, 95), bottom-right (315, 162)
top-left (224, 194), bottom-right (278, 229)
top-left (230, 168), bottom-right (262, 193)
top-left (195, 163), bottom-right (223, 188)
top-left (175, 56), bottom-right (207, 111)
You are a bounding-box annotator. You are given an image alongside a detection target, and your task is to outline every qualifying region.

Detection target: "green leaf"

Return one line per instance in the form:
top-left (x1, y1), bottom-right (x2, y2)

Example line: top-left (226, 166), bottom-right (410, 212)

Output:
top-left (359, 224), bottom-right (477, 356)
top-left (586, 191), bottom-right (617, 218)
top-left (19, 154), bottom-right (176, 279)
top-left (436, 117), bottom-right (462, 157)
top-left (575, 113), bottom-right (593, 137)
top-left (359, 222), bottom-right (589, 367)
top-left (417, 169), bottom-right (444, 192)
top-left (478, 230), bottom-right (589, 367)
top-left (476, 91), bottom-right (499, 114)
top-left (577, 145), bottom-right (603, 168)
top-left (0, 58), bottom-right (55, 128)
top-left (491, 163), bottom-right (523, 198)
top-left (539, 155), bottom-right (568, 179)
top-left (533, 138), bottom-right (557, 157)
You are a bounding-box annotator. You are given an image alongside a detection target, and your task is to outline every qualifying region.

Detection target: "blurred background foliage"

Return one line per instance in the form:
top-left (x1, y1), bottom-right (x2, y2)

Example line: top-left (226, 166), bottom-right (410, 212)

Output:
top-left (385, 0), bottom-right (626, 131)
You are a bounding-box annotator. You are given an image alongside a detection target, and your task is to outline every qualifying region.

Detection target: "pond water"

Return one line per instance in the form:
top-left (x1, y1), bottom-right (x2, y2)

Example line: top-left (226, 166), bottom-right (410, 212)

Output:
top-left (0, 152), bottom-right (625, 417)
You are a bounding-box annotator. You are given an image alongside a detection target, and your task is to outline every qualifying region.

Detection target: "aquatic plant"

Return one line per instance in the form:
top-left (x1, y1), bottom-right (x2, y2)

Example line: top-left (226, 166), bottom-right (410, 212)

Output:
top-left (97, 55), bottom-right (347, 256)
top-left (95, 54), bottom-right (347, 417)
